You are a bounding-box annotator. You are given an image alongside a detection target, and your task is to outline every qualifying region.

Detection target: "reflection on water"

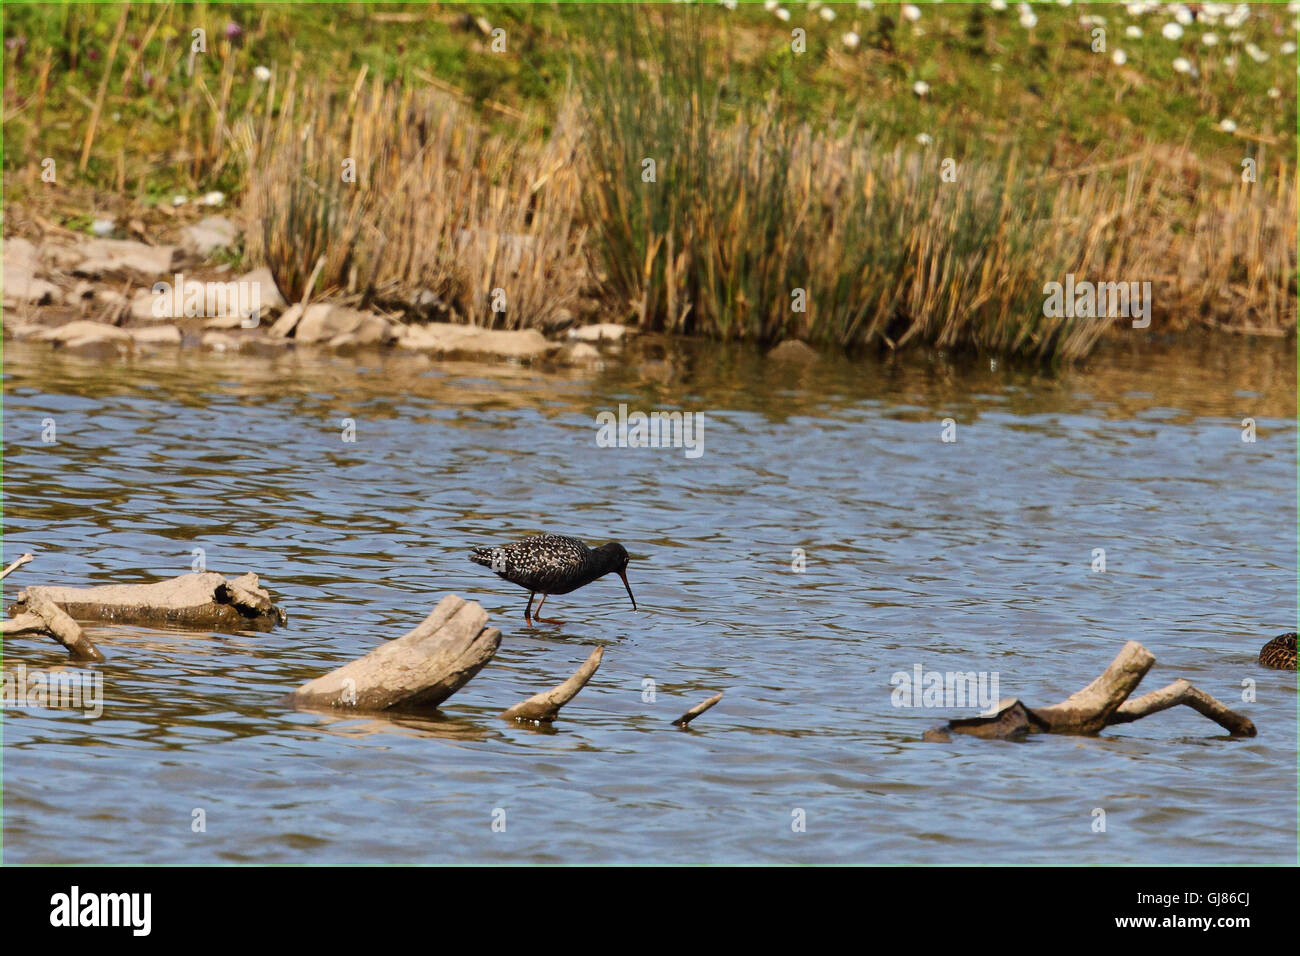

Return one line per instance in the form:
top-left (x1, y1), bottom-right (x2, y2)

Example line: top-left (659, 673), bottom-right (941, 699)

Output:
top-left (1, 334), bottom-right (1295, 863)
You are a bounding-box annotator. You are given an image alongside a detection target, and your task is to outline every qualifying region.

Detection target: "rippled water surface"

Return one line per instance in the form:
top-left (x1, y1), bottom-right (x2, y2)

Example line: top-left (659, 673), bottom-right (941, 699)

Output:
top-left (2, 335), bottom-right (1295, 864)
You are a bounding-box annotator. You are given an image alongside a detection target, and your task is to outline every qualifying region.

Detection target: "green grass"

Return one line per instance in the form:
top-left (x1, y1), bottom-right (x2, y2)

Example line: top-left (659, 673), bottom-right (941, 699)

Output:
top-left (4, 2), bottom-right (1294, 200)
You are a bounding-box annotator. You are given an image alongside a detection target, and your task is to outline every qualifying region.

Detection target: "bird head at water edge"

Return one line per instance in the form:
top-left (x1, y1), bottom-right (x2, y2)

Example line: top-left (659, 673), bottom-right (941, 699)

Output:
top-left (595, 542), bottom-right (637, 610)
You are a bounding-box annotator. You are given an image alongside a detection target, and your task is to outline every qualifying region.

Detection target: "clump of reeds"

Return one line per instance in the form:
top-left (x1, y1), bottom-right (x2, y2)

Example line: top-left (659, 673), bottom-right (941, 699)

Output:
top-left (243, 71), bottom-right (588, 329)
top-left (574, 7), bottom-right (1293, 361)
top-left (574, 8), bottom-right (1116, 361)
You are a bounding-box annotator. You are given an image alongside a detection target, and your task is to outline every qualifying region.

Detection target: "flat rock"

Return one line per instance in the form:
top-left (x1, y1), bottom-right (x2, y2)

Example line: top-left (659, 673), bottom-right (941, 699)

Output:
top-left (181, 216), bottom-right (240, 258)
top-left (132, 325), bottom-right (183, 346)
top-left (568, 323), bottom-right (630, 343)
top-left (4, 237), bottom-right (40, 270)
top-left (293, 304), bottom-right (377, 344)
top-left (328, 313), bottom-right (394, 348)
top-left (203, 313), bottom-right (253, 329)
top-left (2, 263), bottom-right (60, 305)
top-left (562, 342), bottom-right (602, 363)
top-left (72, 239), bottom-right (179, 278)
top-left (3, 319), bottom-right (46, 339)
top-left (35, 320), bottom-right (132, 346)
top-left (236, 266), bottom-right (288, 314)
top-left (399, 322), bottom-right (556, 359)
top-left (767, 339), bottom-right (819, 362)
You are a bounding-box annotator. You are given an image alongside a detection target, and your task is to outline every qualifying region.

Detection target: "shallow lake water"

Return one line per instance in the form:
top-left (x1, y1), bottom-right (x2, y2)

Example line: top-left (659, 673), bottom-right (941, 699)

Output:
top-left (1, 334), bottom-right (1295, 864)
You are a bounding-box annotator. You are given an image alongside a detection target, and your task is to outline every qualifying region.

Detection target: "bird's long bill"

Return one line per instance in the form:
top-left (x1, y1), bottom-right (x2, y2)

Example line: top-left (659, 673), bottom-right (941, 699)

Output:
top-left (618, 569), bottom-right (637, 610)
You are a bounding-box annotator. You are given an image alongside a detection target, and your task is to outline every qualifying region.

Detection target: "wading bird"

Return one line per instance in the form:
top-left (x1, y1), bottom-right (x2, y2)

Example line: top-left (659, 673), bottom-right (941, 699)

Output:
top-left (470, 533), bottom-right (636, 626)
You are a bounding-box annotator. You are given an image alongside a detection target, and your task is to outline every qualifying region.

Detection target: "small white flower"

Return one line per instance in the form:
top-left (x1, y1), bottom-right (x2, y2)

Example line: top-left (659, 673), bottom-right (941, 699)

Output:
top-left (1172, 56), bottom-right (1193, 73)
top-left (990, 0), bottom-right (1008, 10)
top-left (1202, 33), bottom-right (1218, 46)
top-left (1126, 26), bottom-right (1142, 38)
top-left (1162, 23), bottom-right (1184, 40)
top-left (1112, 49), bottom-right (1127, 65)
top-left (1283, 41), bottom-right (1298, 54)
top-left (1218, 118), bottom-right (1237, 133)
top-left (1174, 7), bottom-right (1194, 26)
top-left (1245, 43), bottom-right (1269, 62)
top-left (903, 4), bottom-right (922, 22)
top-left (991, 61), bottom-right (1003, 72)
top-left (820, 7), bottom-right (836, 22)
top-left (913, 80), bottom-right (930, 96)
top-left (764, 0), bottom-right (778, 9)
top-left (857, 1), bottom-right (876, 9)
top-left (1224, 54), bottom-right (1238, 67)
top-left (1228, 31), bottom-right (1245, 44)
top-left (1019, 4), bottom-right (1038, 29)
top-left (775, 7), bottom-right (790, 21)
top-left (1268, 86), bottom-right (1282, 98)
top-left (916, 132), bottom-right (934, 146)
top-left (1058, 0), bottom-right (1073, 7)
top-left (843, 31), bottom-right (860, 49)
top-left (201, 191), bottom-right (225, 207)
top-left (253, 65), bottom-right (271, 82)
top-left (91, 218), bottom-right (115, 237)
top-left (720, 0), bottom-right (738, 10)
top-left (172, 195), bottom-right (188, 207)
top-left (1223, 5), bottom-right (1250, 29)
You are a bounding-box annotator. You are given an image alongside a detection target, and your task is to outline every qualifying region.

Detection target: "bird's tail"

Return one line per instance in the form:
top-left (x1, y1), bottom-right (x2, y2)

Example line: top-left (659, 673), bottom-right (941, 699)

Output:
top-left (469, 548), bottom-right (495, 568)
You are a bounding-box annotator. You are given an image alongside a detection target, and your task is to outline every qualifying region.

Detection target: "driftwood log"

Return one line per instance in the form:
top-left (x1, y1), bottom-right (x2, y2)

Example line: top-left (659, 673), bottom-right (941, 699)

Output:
top-left (0, 591), bottom-right (105, 661)
top-left (0, 553), bottom-right (35, 581)
top-left (285, 594), bottom-right (501, 712)
top-left (500, 647), bottom-right (603, 722)
top-left (9, 571), bottom-right (285, 631)
top-left (923, 642), bottom-right (1256, 742)
top-left (673, 692), bottom-right (723, 728)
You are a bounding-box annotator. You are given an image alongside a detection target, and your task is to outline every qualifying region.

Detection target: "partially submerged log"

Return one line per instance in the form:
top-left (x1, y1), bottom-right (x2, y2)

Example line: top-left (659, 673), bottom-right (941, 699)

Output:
top-left (500, 647), bottom-right (603, 723)
top-left (923, 641), bottom-right (1256, 742)
top-left (285, 595), bottom-right (500, 712)
top-left (0, 591), bottom-right (105, 662)
top-left (672, 692), bottom-right (723, 728)
top-left (9, 571), bottom-right (285, 631)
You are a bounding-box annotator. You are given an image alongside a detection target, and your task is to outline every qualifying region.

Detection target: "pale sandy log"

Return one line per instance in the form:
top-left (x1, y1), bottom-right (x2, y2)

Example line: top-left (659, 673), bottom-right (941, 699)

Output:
top-left (286, 595), bottom-right (501, 712)
top-left (1027, 641), bottom-right (1155, 733)
top-left (1107, 679), bottom-right (1256, 737)
top-left (500, 646), bottom-right (603, 722)
top-left (0, 552), bottom-right (35, 581)
top-left (10, 571), bottom-right (285, 631)
top-left (0, 592), bottom-right (105, 661)
top-left (672, 692), bottom-right (723, 727)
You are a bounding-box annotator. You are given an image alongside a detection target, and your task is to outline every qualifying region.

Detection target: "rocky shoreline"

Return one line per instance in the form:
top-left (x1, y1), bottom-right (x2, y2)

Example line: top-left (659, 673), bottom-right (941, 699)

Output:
top-left (2, 221), bottom-right (637, 364)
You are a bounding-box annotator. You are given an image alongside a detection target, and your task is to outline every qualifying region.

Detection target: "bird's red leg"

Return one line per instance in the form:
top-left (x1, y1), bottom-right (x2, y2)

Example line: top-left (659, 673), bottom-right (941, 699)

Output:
top-left (524, 592), bottom-right (535, 626)
top-left (532, 593), bottom-right (563, 625)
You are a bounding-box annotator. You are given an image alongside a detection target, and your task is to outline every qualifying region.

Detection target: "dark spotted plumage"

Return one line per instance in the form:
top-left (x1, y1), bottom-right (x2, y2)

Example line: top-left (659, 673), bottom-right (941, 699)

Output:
top-left (1258, 632), bottom-right (1297, 671)
top-left (470, 533), bottom-right (636, 625)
